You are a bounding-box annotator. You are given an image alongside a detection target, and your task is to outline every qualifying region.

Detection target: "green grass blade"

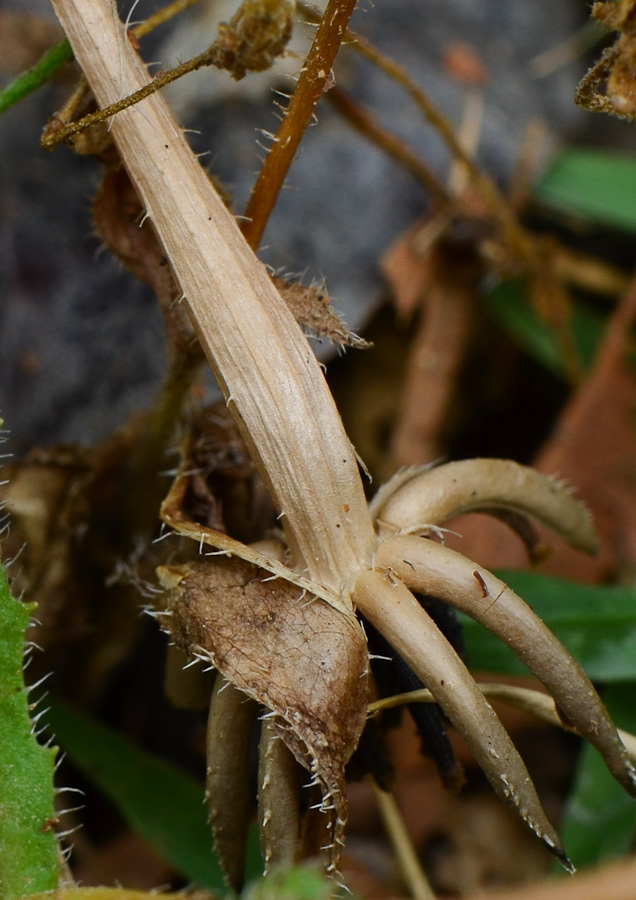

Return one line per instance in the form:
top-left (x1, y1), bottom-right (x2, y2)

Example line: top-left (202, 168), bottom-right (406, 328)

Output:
top-left (534, 149), bottom-right (636, 234)
top-left (460, 570), bottom-right (636, 681)
top-left (46, 702), bottom-right (229, 892)
top-left (0, 39), bottom-right (73, 116)
top-left (482, 279), bottom-right (604, 379)
top-left (556, 683), bottom-right (636, 871)
top-left (0, 562), bottom-right (59, 898)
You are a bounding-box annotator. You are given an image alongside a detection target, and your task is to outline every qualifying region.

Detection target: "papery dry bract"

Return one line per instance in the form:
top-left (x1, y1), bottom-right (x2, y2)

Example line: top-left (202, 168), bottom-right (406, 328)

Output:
top-left (157, 555), bottom-right (368, 872)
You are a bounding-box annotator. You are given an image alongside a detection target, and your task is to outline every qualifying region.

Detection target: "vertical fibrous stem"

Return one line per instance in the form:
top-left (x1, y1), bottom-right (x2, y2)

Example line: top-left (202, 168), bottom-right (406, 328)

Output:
top-left (49, 0), bottom-right (375, 594)
top-left (241, 0), bottom-right (359, 249)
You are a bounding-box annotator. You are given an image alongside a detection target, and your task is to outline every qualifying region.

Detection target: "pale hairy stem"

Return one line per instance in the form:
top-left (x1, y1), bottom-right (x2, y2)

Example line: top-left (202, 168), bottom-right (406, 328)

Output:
top-left (377, 535), bottom-right (636, 798)
top-left (206, 677), bottom-right (258, 890)
top-left (352, 568), bottom-right (570, 868)
top-left (258, 719), bottom-right (302, 874)
top-left (49, 0), bottom-right (375, 595)
top-left (371, 459), bottom-right (599, 554)
top-left (370, 685), bottom-right (636, 763)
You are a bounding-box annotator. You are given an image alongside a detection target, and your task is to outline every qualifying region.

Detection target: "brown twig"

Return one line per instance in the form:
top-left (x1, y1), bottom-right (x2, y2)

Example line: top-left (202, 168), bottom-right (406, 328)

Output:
top-left (240, 0), bottom-right (359, 250)
top-left (326, 85), bottom-right (450, 207)
top-left (42, 0), bottom-right (220, 149)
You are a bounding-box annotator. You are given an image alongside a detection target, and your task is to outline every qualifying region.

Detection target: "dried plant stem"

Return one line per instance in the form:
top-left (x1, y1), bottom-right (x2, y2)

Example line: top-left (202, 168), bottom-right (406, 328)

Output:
top-left (134, 0), bottom-right (206, 40)
top-left (49, 0), bottom-right (375, 594)
top-left (346, 29), bottom-right (531, 261)
top-left (241, 0), bottom-right (358, 249)
top-left (369, 684), bottom-right (636, 761)
top-left (33, 0), bottom-right (201, 141)
top-left (326, 86), bottom-right (449, 206)
top-left (371, 781), bottom-right (437, 900)
top-left (299, 2), bottom-right (537, 266)
top-left (352, 568), bottom-right (569, 865)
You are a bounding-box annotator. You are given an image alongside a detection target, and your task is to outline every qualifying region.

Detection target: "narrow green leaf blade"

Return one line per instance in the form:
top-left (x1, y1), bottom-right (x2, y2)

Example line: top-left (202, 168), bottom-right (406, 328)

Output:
top-left (535, 149), bottom-right (636, 233)
top-left (557, 683), bottom-right (636, 871)
top-left (482, 279), bottom-right (604, 379)
top-left (46, 702), bottom-right (228, 892)
top-left (460, 570), bottom-right (636, 681)
top-left (0, 39), bottom-right (73, 116)
top-left (0, 563), bottom-right (59, 898)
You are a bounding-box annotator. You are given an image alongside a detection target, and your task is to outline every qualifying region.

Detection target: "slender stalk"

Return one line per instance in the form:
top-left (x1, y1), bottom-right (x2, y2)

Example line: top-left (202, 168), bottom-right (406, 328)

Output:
top-left (241, 0), bottom-right (359, 249)
top-left (0, 0), bottom-right (204, 120)
top-left (326, 86), bottom-right (449, 206)
top-left (371, 781), bottom-right (437, 900)
top-left (0, 39), bottom-right (73, 116)
top-left (49, 0), bottom-right (375, 594)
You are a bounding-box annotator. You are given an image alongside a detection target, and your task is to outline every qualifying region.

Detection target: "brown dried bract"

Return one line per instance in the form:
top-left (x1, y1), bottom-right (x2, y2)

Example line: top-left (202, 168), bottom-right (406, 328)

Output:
top-left (177, 403), bottom-right (274, 543)
top-left (273, 276), bottom-right (370, 349)
top-left (576, 1), bottom-right (636, 120)
top-left (93, 168), bottom-right (198, 359)
top-left (156, 555), bottom-right (369, 872)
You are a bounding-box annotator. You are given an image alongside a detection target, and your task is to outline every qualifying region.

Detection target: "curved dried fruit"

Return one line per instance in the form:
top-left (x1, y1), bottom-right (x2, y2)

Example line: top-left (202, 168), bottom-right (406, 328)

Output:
top-left (377, 535), bottom-right (636, 798)
top-left (351, 567), bottom-right (572, 869)
top-left (373, 459), bottom-right (599, 554)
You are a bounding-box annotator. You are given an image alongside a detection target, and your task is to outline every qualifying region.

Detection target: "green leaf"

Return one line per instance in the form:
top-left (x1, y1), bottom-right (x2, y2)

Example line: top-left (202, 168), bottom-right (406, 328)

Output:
top-left (556, 683), bottom-right (636, 871)
top-left (0, 560), bottom-right (59, 898)
top-left (482, 279), bottom-right (604, 378)
top-left (46, 702), bottom-right (230, 892)
top-left (534, 149), bottom-right (636, 233)
top-left (244, 865), bottom-right (358, 900)
top-left (460, 569), bottom-right (636, 681)
top-left (0, 39), bottom-right (73, 116)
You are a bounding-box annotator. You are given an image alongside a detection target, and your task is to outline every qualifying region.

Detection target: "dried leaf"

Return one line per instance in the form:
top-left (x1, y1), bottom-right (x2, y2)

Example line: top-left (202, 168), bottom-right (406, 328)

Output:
top-left (93, 168), bottom-right (197, 357)
top-left (177, 402), bottom-right (275, 544)
top-left (386, 245), bottom-right (477, 466)
top-left (156, 556), bottom-right (369, 873)
top-left (273, 276), bottom-right (370, 349)
top-left (576, 2), bottom-right (636, 120)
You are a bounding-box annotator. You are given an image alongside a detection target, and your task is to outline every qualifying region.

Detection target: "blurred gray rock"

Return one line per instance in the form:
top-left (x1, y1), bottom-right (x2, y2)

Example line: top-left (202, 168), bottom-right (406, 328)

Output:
top-left (0, 0), bottom-right (592, 451)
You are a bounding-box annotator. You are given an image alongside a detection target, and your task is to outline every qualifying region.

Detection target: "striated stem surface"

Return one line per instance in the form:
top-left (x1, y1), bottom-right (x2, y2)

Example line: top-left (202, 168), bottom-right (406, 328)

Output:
top-left (49, 0), bottom-right (374, 593)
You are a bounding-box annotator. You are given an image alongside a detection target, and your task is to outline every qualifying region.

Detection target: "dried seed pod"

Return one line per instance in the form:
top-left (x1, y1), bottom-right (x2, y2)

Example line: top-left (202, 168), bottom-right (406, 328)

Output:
top-left (352, 567), bottom-right (572, 869)
top-left (206, 676), bottom-right (258, 891)
top-left (373, 459), bottom-right (599, 554)
top-left (377, 535), bottom-right (636, 799)
top-left (157, 555), bottom-right (369, 874)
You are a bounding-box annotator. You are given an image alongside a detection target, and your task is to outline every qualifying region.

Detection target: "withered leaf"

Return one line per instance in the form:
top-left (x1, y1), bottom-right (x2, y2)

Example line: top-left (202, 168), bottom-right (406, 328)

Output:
top-left (157, 556), bottom-right (369, 872)
top-left (93, 168), bottom-right (198, 357)
top-left (273, 276), bottom-right (370, 350)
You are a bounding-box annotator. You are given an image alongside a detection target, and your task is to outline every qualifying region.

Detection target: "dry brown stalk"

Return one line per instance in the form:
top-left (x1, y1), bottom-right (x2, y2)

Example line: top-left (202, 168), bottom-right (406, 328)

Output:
top-left (49, 0), bottom-right (375, 598)
top-left (241, 0), bottom-right (359, 249)
top-left (48, 0), bottom-right (636, 883)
